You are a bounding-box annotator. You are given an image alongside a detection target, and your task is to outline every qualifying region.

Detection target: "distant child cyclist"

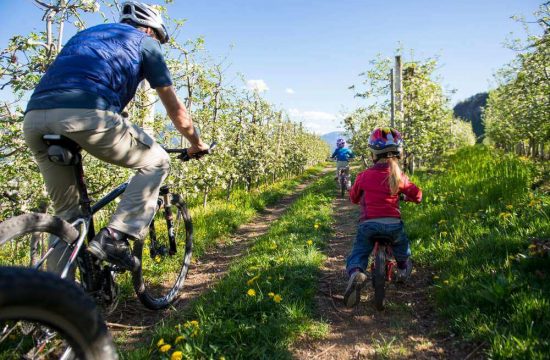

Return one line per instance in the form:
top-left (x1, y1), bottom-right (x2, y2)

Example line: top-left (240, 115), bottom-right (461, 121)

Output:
top-left (331, 138), bottom-right (355, 182)
top-left (343, 127), bottom-right (422, 308)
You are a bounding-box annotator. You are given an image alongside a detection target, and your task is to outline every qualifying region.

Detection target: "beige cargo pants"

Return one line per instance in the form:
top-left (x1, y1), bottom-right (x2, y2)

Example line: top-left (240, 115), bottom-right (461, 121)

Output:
top-left (23, 108), bottom-right (170, 273)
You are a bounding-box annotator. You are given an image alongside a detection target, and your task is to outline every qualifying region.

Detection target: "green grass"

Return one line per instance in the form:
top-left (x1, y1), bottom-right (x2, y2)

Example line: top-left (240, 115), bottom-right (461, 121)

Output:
top-left (124, 174), bottom-right (335, 359)
top-left (402, 146), bottom-right (549, 359)
top-left (189, 165), bottom-right (324, 259)
top-left (109, 165), bottom-right (325, 300)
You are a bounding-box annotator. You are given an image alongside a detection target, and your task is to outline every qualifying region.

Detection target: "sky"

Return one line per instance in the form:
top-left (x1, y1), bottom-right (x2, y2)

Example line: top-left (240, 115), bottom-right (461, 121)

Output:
top-left (0, 0), bottom-right (543, 134)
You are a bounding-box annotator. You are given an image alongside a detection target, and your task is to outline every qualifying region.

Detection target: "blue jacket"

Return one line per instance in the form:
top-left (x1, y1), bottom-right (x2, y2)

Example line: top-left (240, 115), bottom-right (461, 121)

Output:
top-left (331, 148), bottom-right (355, 161)
top-left (32, 23), bottom-right (147, 113)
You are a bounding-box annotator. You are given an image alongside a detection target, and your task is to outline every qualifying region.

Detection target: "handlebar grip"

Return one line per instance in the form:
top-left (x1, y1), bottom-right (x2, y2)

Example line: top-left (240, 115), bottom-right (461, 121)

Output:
top-left (178, 142), bottom-right (217, 162)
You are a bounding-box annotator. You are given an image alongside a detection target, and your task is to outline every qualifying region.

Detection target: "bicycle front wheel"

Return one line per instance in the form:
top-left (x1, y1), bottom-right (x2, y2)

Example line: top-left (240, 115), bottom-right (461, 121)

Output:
top-left (0, 266), bottom-right (117, 360)
top-left (132, 193), bottom-right (193, 310)
top-left (373, 248), bottom-right (386, 311)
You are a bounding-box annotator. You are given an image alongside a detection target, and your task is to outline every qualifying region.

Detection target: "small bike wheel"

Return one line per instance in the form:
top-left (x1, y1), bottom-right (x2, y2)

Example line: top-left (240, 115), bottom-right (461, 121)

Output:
top-left (0, 266), bottom-right (117, 360)
top-left (132, 193), bottom-right (193, 310)
top-left (373, 248), bottom-right (386, 311)
top-left (340, 177), bottom-right (346, 197)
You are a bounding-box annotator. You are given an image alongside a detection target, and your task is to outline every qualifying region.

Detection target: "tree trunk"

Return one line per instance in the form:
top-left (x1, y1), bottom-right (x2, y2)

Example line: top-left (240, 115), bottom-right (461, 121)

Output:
top-left (226, 179), bottom-right (233, 201)
top-left (202, 188), bottom-right (209, 208)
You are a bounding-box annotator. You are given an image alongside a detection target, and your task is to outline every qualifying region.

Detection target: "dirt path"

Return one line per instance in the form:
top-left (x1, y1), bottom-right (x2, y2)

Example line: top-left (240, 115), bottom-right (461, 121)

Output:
top-left (107, 170), bottom-right (329, 348)
top-left (292, 194), bottom-right (482, 359)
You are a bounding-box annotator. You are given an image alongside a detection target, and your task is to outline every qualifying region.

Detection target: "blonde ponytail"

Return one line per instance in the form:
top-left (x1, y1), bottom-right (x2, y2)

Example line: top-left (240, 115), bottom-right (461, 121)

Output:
top-left (387, 157), bottom-right (403, 195)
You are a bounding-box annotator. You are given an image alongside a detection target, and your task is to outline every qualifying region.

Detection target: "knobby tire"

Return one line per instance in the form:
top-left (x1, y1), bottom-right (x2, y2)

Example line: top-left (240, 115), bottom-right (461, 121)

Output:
top-left (132, 193), bottom-right (193, 310)
top-left (0, 266), bottom-right (117, 360)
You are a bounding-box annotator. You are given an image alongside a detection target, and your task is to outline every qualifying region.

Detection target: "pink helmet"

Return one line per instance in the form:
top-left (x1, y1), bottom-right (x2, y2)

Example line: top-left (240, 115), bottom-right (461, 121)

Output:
top-left (336, 138), bottom-right (346, 148)
top-left (368, 127), bottom-right (403, 156)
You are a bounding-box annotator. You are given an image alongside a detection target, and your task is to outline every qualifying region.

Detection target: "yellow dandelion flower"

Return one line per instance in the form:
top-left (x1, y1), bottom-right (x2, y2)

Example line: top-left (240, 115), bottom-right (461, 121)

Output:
top-left (183, 320), bottom-right (199, 329)
top-left (268, 292), bottom-right (275, 297)
top-left (269, 242), bottom-right (277, 250)
top-left (506, 204), bottom-right (513, 210)
top-left (220, 357), bottom-right (226, 360)
top-left (314, 223), bottom-right (320, 229)
top-left (273, 294), bottom-right (282, 303)
top-left (171, 351), bottom-right (183, 360)
top-left (499, 212), bottom-right (512, 219)
top-left (155, 255), bottom-right (161, 263)
top-left (438, 219), bottom-right (447, 225)
top-left (175, 335), bottom-right (185, 344)
top-left (159, 344), bottom-right (172, 353)
top-left (247, 288), bottom-right (256, 297)
top-left (157, 338), bottom-right (165, 347)
top-left (307, 240), bottom-right (313, 246)
top-left (443, 280), bottom-right (449, 285)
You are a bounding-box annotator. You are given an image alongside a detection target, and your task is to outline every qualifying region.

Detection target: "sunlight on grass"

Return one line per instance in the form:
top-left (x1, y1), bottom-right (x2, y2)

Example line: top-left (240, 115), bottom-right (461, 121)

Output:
top-left (402, 145), bottom-right (549, 359)
top-left (125, 174), bottom-right (335, 359)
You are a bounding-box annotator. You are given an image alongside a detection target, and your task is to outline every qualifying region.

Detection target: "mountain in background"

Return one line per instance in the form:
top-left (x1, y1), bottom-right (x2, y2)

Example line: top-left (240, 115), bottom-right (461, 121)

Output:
top-left (321, 131), bottom-right (346, 152)
top-left (453, 92), bottom-right (488, 142)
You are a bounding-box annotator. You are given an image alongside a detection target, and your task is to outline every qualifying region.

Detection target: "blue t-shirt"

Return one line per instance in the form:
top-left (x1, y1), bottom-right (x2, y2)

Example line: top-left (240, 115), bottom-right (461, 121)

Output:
top-left (26, 36), bottom-right (172, 113)
top-left (331, 147), bottom-right (355, 161)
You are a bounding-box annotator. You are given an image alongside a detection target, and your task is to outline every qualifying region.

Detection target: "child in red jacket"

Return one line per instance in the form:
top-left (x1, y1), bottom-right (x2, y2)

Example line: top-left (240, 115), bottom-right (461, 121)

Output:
top-left (344, 127), bottom-right (422, 308)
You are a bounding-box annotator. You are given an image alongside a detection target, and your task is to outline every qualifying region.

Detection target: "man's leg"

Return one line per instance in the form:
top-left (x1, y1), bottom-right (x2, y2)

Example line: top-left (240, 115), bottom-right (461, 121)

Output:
top-left (23, 110), bottom-right (82, 276)
top-left (59, 110), bottom-right (169, 269)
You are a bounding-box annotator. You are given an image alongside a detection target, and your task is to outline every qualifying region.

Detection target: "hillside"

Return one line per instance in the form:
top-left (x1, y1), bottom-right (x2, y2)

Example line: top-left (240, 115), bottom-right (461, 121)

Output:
top-left (321, 131), bottom-right (345, 152)
top-left (453, 92), bottom-right (488, 142)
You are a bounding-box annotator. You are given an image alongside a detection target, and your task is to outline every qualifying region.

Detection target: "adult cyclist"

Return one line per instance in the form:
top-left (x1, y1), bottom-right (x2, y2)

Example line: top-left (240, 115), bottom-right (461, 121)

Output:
top-left (331, 138), bottom-right (355, 183)
top-left (23, 1), bottom-right (209, 273)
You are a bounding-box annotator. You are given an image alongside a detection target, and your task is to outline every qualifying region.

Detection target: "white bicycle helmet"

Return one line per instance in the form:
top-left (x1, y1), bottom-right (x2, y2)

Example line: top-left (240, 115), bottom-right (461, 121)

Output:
top-left (119, 1), bottom-right (169, 44)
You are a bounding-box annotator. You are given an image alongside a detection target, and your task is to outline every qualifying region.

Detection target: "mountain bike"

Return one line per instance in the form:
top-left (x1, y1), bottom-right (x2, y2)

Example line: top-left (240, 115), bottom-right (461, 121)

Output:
top-left (0, 134), bottom-right (215, 311)
top-left (370, 234), bottom-right (398, 311)
top-left (0, 266), bottom-right (117, 359)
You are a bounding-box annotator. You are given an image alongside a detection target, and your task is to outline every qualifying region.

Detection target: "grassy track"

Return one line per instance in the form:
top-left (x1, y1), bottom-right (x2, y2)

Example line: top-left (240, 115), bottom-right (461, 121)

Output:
top-left (402, 146), bottom-right (549, 359)
top-left (125, 174), bottom-right (335, 359)
top-left (188, 166), bottom-right (324, 259)
top-left (110, 165), bottom-right (325, 298)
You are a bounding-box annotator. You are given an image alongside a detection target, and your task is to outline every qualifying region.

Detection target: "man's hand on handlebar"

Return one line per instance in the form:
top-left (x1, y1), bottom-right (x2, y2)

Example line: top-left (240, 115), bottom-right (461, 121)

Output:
top-left (187, 141), bottom-right (210, 156)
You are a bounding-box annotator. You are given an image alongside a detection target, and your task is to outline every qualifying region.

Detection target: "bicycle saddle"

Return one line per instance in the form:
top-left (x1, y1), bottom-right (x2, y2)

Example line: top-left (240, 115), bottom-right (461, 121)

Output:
top-left (42, 134), bottom-right (82, 166)
top-left (370, 234), bottom-right (394, 245)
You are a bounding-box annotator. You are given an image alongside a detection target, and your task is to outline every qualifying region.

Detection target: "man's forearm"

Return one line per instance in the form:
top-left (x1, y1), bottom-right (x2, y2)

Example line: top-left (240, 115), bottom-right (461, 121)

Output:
top-left (168, 106), bottom-right (200, 146)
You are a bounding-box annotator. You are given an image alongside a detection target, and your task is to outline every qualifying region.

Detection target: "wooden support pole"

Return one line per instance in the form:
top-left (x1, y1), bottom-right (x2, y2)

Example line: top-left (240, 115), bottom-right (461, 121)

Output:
top-left (395, 55), bottom-right (403, 129)
top-left (390, 69), bottom-right (395, 128)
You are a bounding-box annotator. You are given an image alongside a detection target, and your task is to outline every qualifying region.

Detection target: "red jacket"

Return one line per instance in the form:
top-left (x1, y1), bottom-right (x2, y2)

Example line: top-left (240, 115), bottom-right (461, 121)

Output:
top-left (349, 163), bottom-right (422, 221)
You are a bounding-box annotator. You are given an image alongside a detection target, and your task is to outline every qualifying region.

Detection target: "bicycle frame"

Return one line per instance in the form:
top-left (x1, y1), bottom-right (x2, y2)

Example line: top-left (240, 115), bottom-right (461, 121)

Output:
top-left (371, 242), bottom-right (397, 282)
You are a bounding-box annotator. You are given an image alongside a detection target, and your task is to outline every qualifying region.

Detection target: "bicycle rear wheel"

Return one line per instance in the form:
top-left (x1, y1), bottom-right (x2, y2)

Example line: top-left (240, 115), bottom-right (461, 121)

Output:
top-left (132, 192), bottom-right (193, 310)
top-left (0, 266), bottom-right (117, 360)
top-left (373, 248), bottom-right (386, 311)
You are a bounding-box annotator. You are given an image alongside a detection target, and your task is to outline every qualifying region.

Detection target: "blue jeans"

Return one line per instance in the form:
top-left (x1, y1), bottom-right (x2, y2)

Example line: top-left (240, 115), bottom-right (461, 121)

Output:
top-left (346, 221), bottom-right (411, 275)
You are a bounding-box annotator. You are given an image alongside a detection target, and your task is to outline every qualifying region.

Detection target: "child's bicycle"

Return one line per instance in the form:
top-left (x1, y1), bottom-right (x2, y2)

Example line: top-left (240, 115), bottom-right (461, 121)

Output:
top-left (0, 133), bottom-right (215, 312)
top-left (369, 234), bottom-right (398, 311)
top-left (338, 166), bottom-right (351, 197)
top-left (0, 266), bottom-right (117, 359)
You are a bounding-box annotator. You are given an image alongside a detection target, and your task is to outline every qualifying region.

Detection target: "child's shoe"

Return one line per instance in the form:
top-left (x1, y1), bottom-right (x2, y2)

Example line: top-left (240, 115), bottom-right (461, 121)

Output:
top-left (395, 258), bottom-right (412, 283)
top-left (343, 270), bottom-right (368, 307)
